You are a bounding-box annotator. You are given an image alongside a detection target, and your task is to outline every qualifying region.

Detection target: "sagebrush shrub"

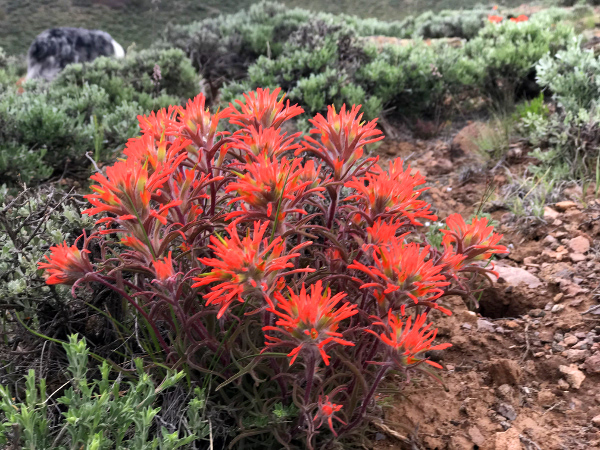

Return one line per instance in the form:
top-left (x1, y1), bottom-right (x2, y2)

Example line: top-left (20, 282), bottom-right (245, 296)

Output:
top-left (37, 87), bottom-right (507, 448)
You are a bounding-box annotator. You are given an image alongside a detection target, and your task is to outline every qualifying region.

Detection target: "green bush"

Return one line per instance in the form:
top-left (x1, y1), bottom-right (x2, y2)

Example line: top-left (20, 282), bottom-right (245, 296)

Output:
top-left (0, 335), bottom-right (207, 449)
top-left (0, 186), bottom-right (92, 320)
top-left (0, 48), bottom-right (200, 184)
top-left (536, 39), bottom-right (600, 113)
top-left (465, 18), bottom-right (575, 100)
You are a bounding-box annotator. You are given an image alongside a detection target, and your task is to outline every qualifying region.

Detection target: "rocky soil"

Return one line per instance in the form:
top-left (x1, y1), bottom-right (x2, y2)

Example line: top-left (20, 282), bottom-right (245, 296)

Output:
top-left (372, 122), bottom-right (600, 450)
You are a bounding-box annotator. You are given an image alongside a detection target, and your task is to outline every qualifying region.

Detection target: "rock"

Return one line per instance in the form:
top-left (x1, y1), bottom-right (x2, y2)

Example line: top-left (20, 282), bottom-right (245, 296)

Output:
top-left (478, 318), bottom-right (496, 333)
top-left (584, 352), bottom-right (600, 373)
top-left (488, 359), bottom-right (522, 386)
top-left (570, 253), bottom-right (587, 263)
top-left (554, 201), bottom-right (579, 211)
top-left (558, 378), bottom-right (570, 390)
top-left (543, 207), bottom-right (560, 220)
top-left (551, 304), bottom-right (565, 313)
top-left (497, 403), bottom-right (517, 421)
top-left (559, 364), bottom-right (586, 389)
top-left (492, 265), bottom-right (543, 289)
top-left (564, 335), bottom-right (578, 346)
top-left (537, 389), bottom-right (556, 407)
top-left (568, 236), bottom-right (590, 254)
top-left (497, 384), bottom-right (514, 401)
top-left (592, 415), bottom-right (600, 427)
top-left (429, 158), bottom-right (453, 175)
top-left (529, 308), bottom-right (545, 318)
top-left (451, 122), bottom-right (489, 158)
top-left (468, 426), bottom-right (485, 446)
top-left (564, 349), bottom-right (588, 363)
top-left (494, 428), bottom-right (521, 450)
top-left (553, 293), bottom-right (564, 303)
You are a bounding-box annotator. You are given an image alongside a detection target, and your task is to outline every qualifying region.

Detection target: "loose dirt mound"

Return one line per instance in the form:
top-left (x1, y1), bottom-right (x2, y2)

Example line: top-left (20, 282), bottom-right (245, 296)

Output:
top-left (373, 129), bottom-right (600, 450)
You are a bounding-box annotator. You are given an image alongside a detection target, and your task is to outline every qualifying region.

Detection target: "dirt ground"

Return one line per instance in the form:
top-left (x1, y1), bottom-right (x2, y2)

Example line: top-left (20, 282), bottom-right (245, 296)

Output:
top-left (372, 123), bottom-right (600, 450)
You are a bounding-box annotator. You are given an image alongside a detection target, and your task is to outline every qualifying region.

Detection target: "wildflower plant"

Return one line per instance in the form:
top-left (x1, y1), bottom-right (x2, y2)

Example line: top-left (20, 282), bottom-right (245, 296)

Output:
top-left (38, 87), bottom-right (507, 448)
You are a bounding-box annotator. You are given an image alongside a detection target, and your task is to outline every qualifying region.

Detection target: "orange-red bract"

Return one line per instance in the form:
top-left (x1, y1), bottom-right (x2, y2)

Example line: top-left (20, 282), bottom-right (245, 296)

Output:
top-left (367, 308), bottom-right (452, 368)
top-left (441, 214), bottom-right (508, 260)
top-left (263, 281), bottom-right (358, 366)
top-left (299, 104), bottom-right (383, 181)
top-left (313, 395), bottom-right (346, 436)
top-left (192, 221), bottom-right (314, 318)
top-left (37, 241), bottom-right (93, 285)
top-left (224, 87), bottom-right (304, 130)
top-left (345, 158), bottom-right (436, 225)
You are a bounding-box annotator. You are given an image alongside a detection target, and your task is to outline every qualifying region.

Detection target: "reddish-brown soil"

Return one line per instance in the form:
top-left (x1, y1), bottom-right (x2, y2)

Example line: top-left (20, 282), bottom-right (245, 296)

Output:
top-left (372, 126), bottom-right (600, 450)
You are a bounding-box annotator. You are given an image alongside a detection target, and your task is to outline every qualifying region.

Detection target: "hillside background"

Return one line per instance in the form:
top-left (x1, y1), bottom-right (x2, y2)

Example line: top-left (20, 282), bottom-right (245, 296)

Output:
top-left (0, 0), bottom-right (524, 55)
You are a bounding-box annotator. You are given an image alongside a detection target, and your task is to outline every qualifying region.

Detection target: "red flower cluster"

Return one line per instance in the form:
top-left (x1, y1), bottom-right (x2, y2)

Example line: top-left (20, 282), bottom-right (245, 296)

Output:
top-left (38, 86), bottom-right (508, 445)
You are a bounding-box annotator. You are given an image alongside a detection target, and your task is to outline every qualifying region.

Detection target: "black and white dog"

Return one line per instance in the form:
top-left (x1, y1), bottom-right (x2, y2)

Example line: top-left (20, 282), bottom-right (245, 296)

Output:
top-left (26, 27), bottom-right (125, 81)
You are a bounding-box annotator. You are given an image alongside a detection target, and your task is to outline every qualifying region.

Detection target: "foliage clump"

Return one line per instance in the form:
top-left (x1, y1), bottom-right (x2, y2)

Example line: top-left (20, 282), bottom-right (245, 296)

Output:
top-left (32, 88), bottom-right (507, 448)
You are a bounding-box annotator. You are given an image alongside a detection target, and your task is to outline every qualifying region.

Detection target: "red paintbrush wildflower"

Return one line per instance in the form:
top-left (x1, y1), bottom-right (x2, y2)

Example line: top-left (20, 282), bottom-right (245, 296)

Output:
top-left (178, 93), bottom-right (222, 150)
top-left (299, 104), bottom-right (383, 181)
top-left (152, 252), bottom-right (176, 283)
top-left (313, 395), bottom-right (346, 436)
top-left (367, 308), bottom-right (451, 369)
top-left (123, 134), bottom-right (189, 172)
top-left (436, 245), bottom-right (467, 276)
top-left (193, 221), bottom-right (314, 318)
top-left (365, 219), bottom-right (407, 250)
top-left (84, 149), bottom-right (186, 220)
top-left (488, 14), bottom-right (503, 23)
top-left (137, 106), bottom-right (180, 141)
top-left (223, 87), bottom-right (304, 130)
top-left (226, 154), bottom-right (324, 224)
top-left (345, 159), bottom-right (436, 225)
top-left (231, 126), bottom-right (301, 161)
top-left (441, 214), bottom-right (508, 261)
top-left (349, 240), bottom-right (450, 313)
top-left (263, 281), bottom-right (357, 366)
top-left (38, 241), bottom-right (93, 285)
top-left (510, 14), bottom-right (528, 22)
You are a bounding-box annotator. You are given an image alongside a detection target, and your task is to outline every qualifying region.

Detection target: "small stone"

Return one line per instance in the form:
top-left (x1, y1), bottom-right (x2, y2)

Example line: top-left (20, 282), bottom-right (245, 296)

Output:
top-left (530, 309), bottom-right (545, 318)
top-left (523, 256), bottom-right (538, 266)
top-left (543, 207), bottom-right (560, 220)
top-left (537, 389), bottom-right (556, 407)
top-left (568, 236), bottom-right (590, 254)
top-left (558, 378), bottom-right (570, 390)
top-left (559, 364), bottom-right (586, 389)
top-left (555, 201), bottom-right (578, 211)
top-left (584, 352), bottom-right (600, 373)
top-left (570, 253), bottom-right (586, 263)
top-left (477, 318), bottom-right (496, 333)
top-left (497, 384), bottom-right (514, 400)
top-left (505, 321), bottom-right (519, 329)
top-left (544, 235), bottom-right (558, 245)
top-left (492, 265), bottom-right (543, 289)
top-left (468, 426), bottom-right (485, 446)
top-left (551, 304), bottom-right (565, 313)
top-left (565, 349), bottom-right (588, 363)
top-left (534, 351), bottom-right (545, 358)
top-left (572, 340), bottom-right (589, 350)
top-left (592, 415), bottom-right (600, 427)
top-left (554, 332), bottom-right (564, 342)
top-left (564, 335), bottom-right (578, 346)
top-left (462, 323), bottom-right (472, 330)
top-left (497, 403), bottom-right (517, 421)
top-left (552, 343), bottom-right (565, 352)
top-left (554, 293), bottom-right (564, 302)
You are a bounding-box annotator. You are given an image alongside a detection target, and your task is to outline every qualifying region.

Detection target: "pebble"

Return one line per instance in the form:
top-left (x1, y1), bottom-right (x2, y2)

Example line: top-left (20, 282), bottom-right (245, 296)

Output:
top-left (551, 304), bottom-right (565, 313)
top-left (538, 390), bottom-right (556, 407)
top-left (593, 415), bottom-right (600, 428)
top-left (568, 236), bottom-right (590, 254)
top-left (583, 352), bottom-right (600, 373)
top-left (497, 403), bottom-right (518, 421)
top-left (558, 379), bottom-right (570, 390)
top-left (559, 364), bottom-right (586, 389)
top-left (564, 335), bottom-right (578, 346)
top-left (530, 309), bottom-right (545, 318)
top-left (554, 293), bottom-right (564, 302)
